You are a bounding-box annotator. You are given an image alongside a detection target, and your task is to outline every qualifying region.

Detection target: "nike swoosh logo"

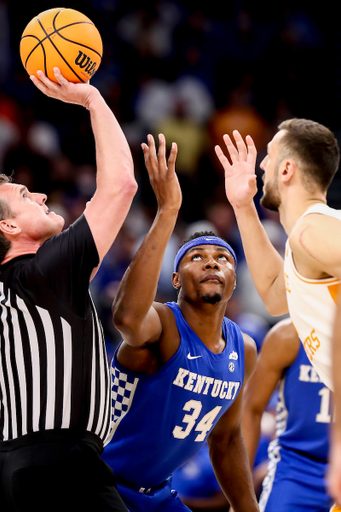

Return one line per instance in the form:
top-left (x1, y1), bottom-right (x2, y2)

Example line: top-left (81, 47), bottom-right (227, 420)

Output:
top-left (187, 353), bottom-right (202, 360)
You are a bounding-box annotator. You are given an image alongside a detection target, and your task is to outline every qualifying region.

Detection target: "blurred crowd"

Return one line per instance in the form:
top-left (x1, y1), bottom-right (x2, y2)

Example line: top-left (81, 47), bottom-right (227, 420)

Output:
top-left (0, 0), bottom-right (341, 353)
top-left (0, 0), bottom-right (340, 350)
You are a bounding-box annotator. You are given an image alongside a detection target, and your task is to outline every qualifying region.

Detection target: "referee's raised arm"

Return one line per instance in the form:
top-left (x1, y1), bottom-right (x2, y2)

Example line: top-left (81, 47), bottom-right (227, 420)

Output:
top-left (31, 67), bottom-right (138, 268)
top-left (83, 84), bottom-right (137, 265)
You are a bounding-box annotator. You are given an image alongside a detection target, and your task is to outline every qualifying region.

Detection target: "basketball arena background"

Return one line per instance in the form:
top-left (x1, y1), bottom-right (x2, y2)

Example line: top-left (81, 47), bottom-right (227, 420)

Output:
top-left (0, 0), bottom-right (340, 348)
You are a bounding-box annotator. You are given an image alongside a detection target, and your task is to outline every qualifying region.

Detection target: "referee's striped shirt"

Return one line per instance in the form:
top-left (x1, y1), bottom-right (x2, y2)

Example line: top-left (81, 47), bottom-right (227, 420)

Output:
top-left (0, 215), bottom-right (112, 445)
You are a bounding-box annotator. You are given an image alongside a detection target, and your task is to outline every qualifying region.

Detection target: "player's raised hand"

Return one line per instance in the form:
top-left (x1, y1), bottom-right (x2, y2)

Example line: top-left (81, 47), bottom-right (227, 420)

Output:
top-left (142, 133), bottom-right (182, 213)
top-left (30, 67), bottom-right (99, 110)
top-left (215, 130), bottom-right (258, 209)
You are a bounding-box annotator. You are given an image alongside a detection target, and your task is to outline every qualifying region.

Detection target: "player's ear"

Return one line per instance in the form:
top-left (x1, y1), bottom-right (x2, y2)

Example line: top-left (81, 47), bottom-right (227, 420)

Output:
top-left (172, 272), bottom-right (181, 291)
top-left (0, 219), bottom-right (21, 236)
top-left (281, 159), bottom-right (296, 183)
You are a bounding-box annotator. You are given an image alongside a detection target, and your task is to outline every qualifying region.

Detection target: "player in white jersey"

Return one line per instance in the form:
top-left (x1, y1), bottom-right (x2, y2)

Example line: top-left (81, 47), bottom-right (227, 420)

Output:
top-left (284, 203), bottom-right (341, 390)
top-left (214, 118), bottom-right (341, 506)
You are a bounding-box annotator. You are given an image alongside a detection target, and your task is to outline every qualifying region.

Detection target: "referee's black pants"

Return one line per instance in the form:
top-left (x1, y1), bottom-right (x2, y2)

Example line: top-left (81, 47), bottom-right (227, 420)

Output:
top-left (0, 429), bottom-right (129, 512)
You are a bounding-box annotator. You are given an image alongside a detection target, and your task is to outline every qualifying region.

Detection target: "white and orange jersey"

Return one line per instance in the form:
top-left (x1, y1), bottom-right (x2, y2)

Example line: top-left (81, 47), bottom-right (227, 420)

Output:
top-left (284, 203), bottom-right (341, 391)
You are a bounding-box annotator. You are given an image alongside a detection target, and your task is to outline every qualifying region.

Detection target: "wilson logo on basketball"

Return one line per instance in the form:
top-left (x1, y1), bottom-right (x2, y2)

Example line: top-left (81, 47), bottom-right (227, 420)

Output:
top-left (74, 51), bottom-right (97, 76)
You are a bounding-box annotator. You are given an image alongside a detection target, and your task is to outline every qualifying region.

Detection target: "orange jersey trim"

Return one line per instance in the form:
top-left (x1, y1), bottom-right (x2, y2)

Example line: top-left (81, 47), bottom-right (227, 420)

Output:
top-left (328, 283), bottom-right (340, 304)
top-left (289, 254), bottom-right (340, 285)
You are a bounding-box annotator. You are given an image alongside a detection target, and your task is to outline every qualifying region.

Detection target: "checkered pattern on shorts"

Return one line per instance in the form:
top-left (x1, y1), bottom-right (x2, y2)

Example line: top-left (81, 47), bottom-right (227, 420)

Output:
top-left (111, 366), bottom-right (139, 423)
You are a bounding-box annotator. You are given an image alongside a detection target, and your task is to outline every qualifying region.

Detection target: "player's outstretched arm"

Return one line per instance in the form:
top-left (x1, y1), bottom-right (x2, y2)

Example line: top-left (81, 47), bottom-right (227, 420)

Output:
top-left (112, 134), bottom-right (181, 347)
top-left (242, 319), bottom-right (299, 467)
top-left (208, 335), bottom-right (259, 512)
top-left (215, 131), bottom-right (288, 316)
top-left (31, 67), bottom-right (137, 267)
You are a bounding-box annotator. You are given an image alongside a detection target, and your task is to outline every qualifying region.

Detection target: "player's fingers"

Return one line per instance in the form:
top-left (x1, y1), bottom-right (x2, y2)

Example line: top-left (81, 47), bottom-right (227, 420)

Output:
top-left (53, 67), bottom-right (68, 86)
top-left (233, 130), bottom-right (248, 161)
top-left (147, 134), bottom-right (157, 159)
top-left (35, 70), bottom-right (58, 88)
top-left (215, 144), bottom-right (232, 169)
top-left (141, 141), bottom-right (152, 170)
top-left (29, 74), bottom-right (48, 94)
top-left (141, 142), bottom-right (149, 155)
top-left (167, 142), bottom-right (178, 174)
top-left (143, 135), bottom-right (158, 176)
top-left (157, 134), bottom-right (167, 173)
top-left (30, 72), bottom-right (60, 98)
top-left (245, 135), bottom-right (257, 163)
top-left (222, 134), bottom-right (239, 164)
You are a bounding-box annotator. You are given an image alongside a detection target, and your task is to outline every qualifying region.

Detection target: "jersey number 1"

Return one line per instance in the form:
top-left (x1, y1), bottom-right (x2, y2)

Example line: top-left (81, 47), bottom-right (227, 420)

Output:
top-left (316, 387), bottom-right (332, 423)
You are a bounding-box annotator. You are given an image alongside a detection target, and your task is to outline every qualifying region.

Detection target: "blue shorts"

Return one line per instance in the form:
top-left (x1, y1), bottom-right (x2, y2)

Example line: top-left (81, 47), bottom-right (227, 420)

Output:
top-left (259, 440), bottom-right (332, 512)
top-left (117, 477), bottom-right (191, 512)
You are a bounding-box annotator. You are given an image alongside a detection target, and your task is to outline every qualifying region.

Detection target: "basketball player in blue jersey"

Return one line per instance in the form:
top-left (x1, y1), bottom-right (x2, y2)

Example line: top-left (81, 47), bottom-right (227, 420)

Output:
top-left (242, 318), bottom-right (332, 512)
top-left (102, 133), bottom-right (259, 512)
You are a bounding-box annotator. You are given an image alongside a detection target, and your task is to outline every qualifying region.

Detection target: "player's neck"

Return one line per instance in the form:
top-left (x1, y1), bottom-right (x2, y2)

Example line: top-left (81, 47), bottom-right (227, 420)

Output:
top-left (279, 189), bottom-right (327, 235)
top-left (179, 300), bottom-right (227, 353)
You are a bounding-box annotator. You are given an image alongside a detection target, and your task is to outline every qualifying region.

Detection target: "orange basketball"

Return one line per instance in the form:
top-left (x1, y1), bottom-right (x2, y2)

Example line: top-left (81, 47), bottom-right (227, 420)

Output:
top-left (20, 8), bottom-right (103, 83)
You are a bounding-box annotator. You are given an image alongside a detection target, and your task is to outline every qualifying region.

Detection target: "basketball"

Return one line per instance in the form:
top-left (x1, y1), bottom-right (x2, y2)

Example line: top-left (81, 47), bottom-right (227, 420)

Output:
top-left (20, 8), bottom-right (103, 83)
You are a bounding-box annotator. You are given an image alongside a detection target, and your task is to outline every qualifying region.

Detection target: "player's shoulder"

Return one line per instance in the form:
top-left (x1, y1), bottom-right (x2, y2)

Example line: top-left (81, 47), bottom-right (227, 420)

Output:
top-left (154, 301), bottom-right (176, 318)
top-left (290, 208), bottom-right (341, 265)
top-left (260, 318), bottom-right (300, 368)
top-left (241, 331), bottom-right (256, 350)
top-left (264, 317), bottom-right (297, 343)
top-left (153, 301), bottom-right (180, 333)
top-left (291, 207), bottom-right (341, 241)
top-left (241, 332), bottom-right (258, 382)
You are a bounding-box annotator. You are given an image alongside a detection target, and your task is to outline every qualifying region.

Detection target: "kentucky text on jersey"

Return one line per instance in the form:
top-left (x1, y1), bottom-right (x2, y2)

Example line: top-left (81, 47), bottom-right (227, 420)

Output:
top-left (299, 364), bottom-right (323, 383)
top-left (173, 367), bottom-right (240, 400)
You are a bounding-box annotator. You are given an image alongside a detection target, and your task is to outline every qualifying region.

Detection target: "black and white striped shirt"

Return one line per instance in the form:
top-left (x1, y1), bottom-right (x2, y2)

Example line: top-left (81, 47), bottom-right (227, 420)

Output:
top-left (0, 215), bottom-right (112, 445)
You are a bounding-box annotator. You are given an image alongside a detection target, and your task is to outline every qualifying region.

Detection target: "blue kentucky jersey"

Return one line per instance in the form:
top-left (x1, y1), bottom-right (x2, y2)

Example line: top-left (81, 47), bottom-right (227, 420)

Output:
top-left (102, 301), bottom-right (245, 490)
top-left (274, 341), bottom-right (331, 461)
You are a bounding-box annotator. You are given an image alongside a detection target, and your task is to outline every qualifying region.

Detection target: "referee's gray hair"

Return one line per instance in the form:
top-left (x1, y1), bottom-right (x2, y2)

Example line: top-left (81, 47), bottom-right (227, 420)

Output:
top-left (0, 174), bottom-right (14, 261)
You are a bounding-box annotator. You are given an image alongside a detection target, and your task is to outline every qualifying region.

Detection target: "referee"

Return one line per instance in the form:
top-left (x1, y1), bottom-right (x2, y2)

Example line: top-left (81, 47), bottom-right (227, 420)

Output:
top-left (0, 68), bottom-right (137, 512)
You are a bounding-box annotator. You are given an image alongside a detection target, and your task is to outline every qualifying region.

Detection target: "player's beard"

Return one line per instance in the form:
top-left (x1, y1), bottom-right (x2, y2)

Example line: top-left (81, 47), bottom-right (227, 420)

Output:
top-left (201, 292), bottom-right (222, 305)
top-left (260, 169), bottom-right (281, 212)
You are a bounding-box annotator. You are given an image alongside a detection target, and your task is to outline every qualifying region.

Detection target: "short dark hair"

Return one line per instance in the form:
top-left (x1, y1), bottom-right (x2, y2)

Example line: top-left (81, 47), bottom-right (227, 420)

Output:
top-left (179, 230), bottom-right (219, 248)
top-left (278, 118), bottom-right (340, 191)
top-left (0, 174), bottom-right (14, 261)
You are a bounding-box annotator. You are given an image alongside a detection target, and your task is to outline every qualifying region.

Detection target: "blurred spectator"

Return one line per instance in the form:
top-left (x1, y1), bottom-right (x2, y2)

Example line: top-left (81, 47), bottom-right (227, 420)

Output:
top-left (0, 0), bottom-right (11, 84)
top-left (204, 202), bottom-right (239, 250)
top-left (135, 78), bottom-right (174, 132)
top-left (209, 76), bottom-right (270, 159)
top-left (1, 0), bottom-right (340, 369)
top-left (0, 93), bottom-right (21, 170)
